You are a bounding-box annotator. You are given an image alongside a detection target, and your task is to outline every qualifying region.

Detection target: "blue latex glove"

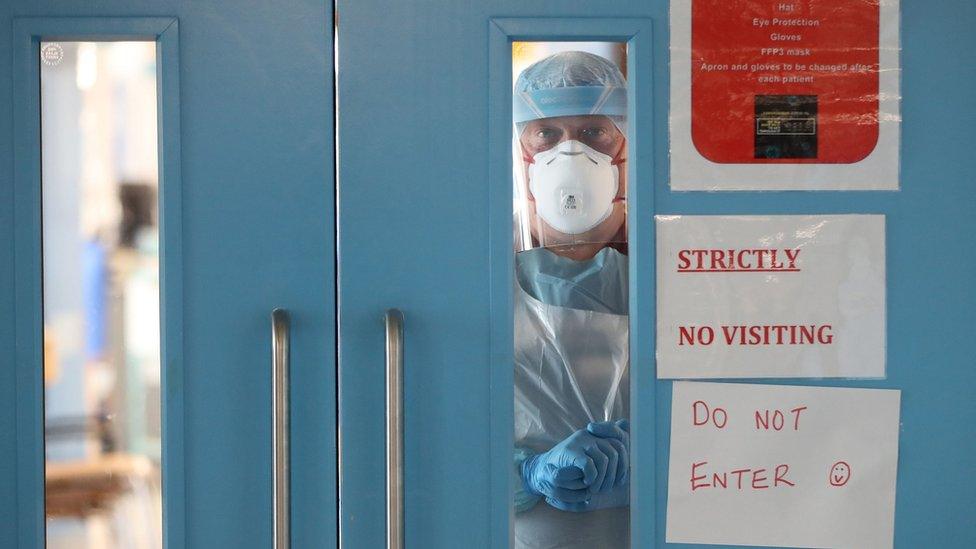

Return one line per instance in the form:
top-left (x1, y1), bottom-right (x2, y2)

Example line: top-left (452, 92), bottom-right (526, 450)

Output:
top-left (522, 420), bottom-right (631, 501)
top-left (544, 419), bottom-right (631, 512)
top-left (513, 447), bottom-right (543, 512)
top-left (521, 426), bottom-right (627, 503)
top-left (587, 418), bottom-right (630, 485)
top-left (546, 480), bottom-right (629, 512)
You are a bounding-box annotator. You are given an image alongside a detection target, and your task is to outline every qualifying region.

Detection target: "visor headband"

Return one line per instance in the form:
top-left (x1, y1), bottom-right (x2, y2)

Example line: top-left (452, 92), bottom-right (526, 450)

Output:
top-left (513, 86), bottom-right (627, 124)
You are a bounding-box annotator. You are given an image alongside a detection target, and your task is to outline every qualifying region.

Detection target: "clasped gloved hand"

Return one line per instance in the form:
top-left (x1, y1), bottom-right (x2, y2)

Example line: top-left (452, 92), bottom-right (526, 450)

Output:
top-left (546, 480), bottom-right (629, 512)
top-left (521, 419), bottom-right (630, 505)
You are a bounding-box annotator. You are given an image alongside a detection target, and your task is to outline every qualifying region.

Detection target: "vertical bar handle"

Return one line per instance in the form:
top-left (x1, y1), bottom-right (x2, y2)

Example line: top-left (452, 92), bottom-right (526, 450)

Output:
top-left (385, 309), bottom-right (404, 549)
top-left (272, 309), bottom-right (290, 549)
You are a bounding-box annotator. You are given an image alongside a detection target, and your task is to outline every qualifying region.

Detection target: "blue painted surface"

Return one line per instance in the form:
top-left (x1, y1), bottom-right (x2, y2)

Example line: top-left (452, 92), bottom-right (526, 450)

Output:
top-left (0, 1), bottom-right (973, 548)
top-left (0, 10), bottom-right (14, 545)
top-left (340, 1), bottom-right (976, 548)
top-left (1, 4), bottom-right (337, 548)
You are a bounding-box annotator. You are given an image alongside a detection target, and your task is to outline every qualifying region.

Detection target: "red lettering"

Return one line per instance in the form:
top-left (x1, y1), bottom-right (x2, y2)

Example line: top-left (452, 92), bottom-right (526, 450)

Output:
top-left (712, 472), bottom-right (727, 489)
top-left (736, 250), bottom-right (751, 270)
top-left (755, 410), bottom-right (769, 430)
top-left (756, 408), bottom-right (805, 431)
top-left (693, 401), bottom-right (727, 428)
top-left (679, 326), bottom-right (714, 346)
top-left (713, 407), bottom-right (728, 429)
top-left (692, 463), bottom-right (795, 491)
top-left (730, 468), bottom-right (750, 489)
top-left (710, 249), bottom-right (727, 269)
top-left (790, 406), bottom-right (807, 430)
top-left (692, 401), bottom-right (709, 426)
top-left (720, 324), bottom-right (834, 345)
top-left (674, 249), bottom-right (801, 272)
top-left (774, 464), bottom-right (795, 487)
top-left (772, 325), bottom-right (787, 344)
top-left (721, 325), bottom-right (738, 345)
top-left (785, 248), bottom-right (801, 269)
top-left (691, 461), bottom-right (709, 491)
top-left (752, 468), bottom-right (769, 489)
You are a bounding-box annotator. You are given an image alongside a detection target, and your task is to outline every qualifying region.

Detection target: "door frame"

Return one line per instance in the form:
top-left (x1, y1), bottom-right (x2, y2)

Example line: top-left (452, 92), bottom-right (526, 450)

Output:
top-left (488, 17), bottom-right (657, 547)
top-left (10, 17), bottom-right (184, 548)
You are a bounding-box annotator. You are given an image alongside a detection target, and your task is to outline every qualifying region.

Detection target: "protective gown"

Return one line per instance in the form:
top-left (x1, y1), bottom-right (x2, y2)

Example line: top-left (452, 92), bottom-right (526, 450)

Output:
top-left (514, 246), bottom-right (630, 549)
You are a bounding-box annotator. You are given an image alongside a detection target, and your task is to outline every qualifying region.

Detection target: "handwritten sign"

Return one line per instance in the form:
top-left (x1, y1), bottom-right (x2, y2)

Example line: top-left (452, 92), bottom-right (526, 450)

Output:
top-left (656, 215), bottom-right (885, 379)
top-left (666, 381), bottom-right (901, 548)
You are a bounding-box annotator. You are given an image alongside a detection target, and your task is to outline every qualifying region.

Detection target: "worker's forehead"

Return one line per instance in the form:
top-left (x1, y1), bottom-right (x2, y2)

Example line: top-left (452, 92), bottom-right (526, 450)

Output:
top-left (523, 114), bottom-right (617, 127)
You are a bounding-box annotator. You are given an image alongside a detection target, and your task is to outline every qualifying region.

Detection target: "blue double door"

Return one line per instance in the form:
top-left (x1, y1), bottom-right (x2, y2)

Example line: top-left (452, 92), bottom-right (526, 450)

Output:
top-left (3, 0), bottom-right (976, 548)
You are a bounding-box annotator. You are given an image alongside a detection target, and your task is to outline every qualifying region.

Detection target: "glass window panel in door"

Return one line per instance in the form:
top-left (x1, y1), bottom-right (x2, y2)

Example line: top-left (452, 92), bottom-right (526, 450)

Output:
top-left (511, 41), bottom-right (631, 549)
top-left (41, 41), bottom-right (162, 549)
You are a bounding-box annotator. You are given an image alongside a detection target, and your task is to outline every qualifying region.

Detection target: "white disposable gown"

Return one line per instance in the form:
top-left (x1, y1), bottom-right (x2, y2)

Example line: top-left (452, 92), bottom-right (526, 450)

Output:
top-left (514, 246), bottom-right (630, 549)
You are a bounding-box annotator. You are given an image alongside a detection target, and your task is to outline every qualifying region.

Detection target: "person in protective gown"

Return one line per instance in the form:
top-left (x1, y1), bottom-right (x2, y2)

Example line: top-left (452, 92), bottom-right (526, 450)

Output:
top-left (512, 50), bottom-right (631, 548)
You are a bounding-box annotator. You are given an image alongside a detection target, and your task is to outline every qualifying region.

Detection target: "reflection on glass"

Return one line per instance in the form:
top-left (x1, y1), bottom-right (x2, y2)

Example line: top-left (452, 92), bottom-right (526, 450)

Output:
top-left (41, 41), bottom-right (161, 549)
top-left (511, 42), bottom-right (631, 548)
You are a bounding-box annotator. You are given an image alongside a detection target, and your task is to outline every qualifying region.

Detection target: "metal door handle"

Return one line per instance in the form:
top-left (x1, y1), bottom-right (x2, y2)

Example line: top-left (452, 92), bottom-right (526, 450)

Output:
top-left (272, 309), bottom-right (290, 549)
top-left (385, 309), bottom-right (404, 549)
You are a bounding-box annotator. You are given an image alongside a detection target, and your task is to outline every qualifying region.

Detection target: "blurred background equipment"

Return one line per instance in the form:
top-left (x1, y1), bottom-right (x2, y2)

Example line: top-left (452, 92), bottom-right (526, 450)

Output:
top-left (41, 41), bottom-right (162, 549)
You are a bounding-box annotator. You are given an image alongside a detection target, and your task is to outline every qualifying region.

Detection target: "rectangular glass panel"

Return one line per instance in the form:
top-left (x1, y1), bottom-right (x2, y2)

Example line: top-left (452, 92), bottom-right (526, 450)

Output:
top-left (41, 41), bottom-right (162, 549)
top-left (511, 42), bottom-right (630, 547)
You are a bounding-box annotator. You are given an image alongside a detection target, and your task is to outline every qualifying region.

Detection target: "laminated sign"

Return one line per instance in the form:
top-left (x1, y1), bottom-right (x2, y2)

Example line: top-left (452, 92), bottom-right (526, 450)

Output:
top-left (656, 215), bottom-right (885, 379)
top-left (670, 0), bottom-right (901, 190)
top-left (666, 382), bottom-right (901, 549)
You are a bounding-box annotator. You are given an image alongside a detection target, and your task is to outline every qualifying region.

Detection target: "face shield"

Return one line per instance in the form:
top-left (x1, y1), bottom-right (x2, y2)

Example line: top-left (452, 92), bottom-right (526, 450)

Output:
top-left (513, 51), bottom-right (628, 258)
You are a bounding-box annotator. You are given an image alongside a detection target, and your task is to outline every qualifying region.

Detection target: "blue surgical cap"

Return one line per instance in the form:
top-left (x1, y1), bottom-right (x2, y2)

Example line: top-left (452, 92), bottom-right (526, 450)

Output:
top-left (513, 51), bottom-right (627, 125)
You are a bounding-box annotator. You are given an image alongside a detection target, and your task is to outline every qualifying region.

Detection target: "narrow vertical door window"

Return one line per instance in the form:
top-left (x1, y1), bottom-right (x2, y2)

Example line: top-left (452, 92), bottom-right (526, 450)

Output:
top-left (41, 41), bottom-right (162, 549)
top-left (511, 42), bottom-right (631, 548)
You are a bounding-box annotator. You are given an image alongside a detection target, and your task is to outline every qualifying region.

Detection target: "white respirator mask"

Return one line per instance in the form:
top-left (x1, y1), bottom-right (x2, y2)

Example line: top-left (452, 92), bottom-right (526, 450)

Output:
top-left (528, 140), bottom-right (620, 235)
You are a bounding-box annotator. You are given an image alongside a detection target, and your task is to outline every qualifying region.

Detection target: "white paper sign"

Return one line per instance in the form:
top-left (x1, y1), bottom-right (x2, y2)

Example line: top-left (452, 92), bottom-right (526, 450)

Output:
top-left (656, 215), bottom-right (885, 379)
top-left (669, 0), bottom-right (901, 190)
top-left (667, 381), bottom-right (901, 549)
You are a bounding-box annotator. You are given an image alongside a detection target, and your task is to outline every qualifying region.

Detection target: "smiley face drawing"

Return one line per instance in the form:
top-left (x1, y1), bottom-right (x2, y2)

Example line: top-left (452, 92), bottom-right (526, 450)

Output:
top-left (829, 461), bottom-right (851, 487)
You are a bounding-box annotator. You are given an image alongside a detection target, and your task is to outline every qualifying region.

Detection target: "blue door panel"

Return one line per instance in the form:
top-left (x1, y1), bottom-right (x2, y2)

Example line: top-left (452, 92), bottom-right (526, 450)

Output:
top-left (0, 2), bottom-right (337, 548)
top-left (340, 1), bottom-right (976, 548)
top-left (338, 3), bottom-right (664, 548)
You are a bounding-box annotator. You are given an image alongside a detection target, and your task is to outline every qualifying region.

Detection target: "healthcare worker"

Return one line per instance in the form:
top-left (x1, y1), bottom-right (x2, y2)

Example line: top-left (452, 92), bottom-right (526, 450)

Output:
top-left (512, 50), bottom-right (631, 548)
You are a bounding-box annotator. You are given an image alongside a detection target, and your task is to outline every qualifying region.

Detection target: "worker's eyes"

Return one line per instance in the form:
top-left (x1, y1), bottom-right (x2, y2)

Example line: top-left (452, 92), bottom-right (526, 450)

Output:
top-left (580, 127), bottom-right (608, 139)
top-left (534, 127), bottom-right (561, 142)
top-left (523, 124), bottom-right (620, 156)
top-left (524, 127), bottom-right (563, 152)
top-left (579, 126), bottom-right (619, 151)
